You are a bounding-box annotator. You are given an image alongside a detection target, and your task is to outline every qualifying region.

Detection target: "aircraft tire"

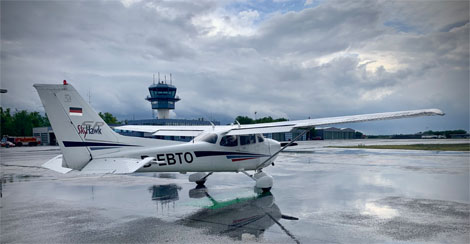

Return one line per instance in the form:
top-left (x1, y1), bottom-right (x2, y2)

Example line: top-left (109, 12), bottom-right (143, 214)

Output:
top-left (262, 187), bottom-right (271, 192)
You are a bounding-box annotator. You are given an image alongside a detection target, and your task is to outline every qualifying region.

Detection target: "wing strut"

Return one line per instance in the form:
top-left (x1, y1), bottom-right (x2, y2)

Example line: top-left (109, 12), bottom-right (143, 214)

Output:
top-left (255, 128), bottom-right (312, 171)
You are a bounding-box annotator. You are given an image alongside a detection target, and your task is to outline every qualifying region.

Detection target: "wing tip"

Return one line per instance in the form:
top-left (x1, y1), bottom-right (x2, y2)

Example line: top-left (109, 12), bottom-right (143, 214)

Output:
top-left (429, 108), bottom-right (445, 116)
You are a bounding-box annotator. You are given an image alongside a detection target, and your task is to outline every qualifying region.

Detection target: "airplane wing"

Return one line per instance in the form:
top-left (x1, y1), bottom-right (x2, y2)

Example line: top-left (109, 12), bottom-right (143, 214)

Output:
top-left (115, 109), bottom-right (444, 137)
top-left (225, 109), bottom-right (444, 135)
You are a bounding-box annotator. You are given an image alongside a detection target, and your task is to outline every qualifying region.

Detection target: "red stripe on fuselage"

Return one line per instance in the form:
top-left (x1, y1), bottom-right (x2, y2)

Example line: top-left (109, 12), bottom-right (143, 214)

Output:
top-left (231, 157), bottom-right (256, 162)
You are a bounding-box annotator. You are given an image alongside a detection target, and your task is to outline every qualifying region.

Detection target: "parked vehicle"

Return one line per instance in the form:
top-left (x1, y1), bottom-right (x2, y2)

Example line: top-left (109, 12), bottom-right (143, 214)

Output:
top-left (0, 139), bottom-right (16, 148)
top-left (2, 136), bottom-right (41, 146)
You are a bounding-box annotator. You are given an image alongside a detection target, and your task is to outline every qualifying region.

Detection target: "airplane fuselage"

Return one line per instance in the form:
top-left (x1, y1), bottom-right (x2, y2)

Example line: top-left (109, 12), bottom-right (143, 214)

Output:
top-left (99, 133), bottom-right (280, 173)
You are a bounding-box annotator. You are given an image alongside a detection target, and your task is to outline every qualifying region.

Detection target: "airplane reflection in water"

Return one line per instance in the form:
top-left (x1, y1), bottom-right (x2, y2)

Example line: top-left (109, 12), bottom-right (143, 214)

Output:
top-left (149, 184), bottom-right (300, 243)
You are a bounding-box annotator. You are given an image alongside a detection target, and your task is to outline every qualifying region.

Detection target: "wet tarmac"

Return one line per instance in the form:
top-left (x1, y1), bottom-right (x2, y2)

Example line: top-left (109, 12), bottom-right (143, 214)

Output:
top-left (1, 139), bottom-right (469, 243)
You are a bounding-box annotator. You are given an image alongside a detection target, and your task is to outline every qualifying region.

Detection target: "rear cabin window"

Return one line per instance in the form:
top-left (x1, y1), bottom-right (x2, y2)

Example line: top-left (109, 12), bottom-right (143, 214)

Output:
top-left (199, 133), bottom-right (218, 144)
top-left (220, 135), bottom-right (238, 147)
top-left (240, 135), bottom-right (256, 145)
top-left (257, 134), bottom-right (264, 142)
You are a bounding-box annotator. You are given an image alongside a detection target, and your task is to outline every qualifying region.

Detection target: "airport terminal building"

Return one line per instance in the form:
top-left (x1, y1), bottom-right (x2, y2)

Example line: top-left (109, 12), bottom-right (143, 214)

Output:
top-left (265, 127), bottom-right (358, 141)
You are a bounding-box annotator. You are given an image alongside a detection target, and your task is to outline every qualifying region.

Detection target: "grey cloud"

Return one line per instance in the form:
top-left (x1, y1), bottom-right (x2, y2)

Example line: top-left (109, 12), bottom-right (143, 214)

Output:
top-left (253, 2), bottom-right (384, 55)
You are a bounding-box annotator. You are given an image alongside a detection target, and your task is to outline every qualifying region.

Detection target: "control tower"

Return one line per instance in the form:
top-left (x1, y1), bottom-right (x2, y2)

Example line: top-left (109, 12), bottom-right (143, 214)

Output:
top-left (146, 79), bottom-right (180, 119)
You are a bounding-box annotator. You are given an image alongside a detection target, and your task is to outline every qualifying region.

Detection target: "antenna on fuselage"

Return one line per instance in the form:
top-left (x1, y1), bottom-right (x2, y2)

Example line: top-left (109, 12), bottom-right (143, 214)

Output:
top-left (210, 121), bottom-right (215, 130)
top-left (235, 120), bottom-right (241, 128)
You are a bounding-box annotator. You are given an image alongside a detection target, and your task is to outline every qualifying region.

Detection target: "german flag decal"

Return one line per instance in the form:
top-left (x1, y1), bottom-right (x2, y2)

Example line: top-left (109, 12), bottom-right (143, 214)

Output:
top-left (69, 107), bottom-right (83, 116)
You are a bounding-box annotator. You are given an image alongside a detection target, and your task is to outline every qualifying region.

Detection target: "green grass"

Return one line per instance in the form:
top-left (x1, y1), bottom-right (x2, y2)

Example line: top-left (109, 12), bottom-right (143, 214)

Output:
top-left (327, 143), bottom-right (470, 151)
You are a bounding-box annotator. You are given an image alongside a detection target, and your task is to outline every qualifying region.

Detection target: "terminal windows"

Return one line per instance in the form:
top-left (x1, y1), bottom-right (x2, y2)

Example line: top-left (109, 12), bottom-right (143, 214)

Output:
top-left (220, 135), bottom-right (238, 147)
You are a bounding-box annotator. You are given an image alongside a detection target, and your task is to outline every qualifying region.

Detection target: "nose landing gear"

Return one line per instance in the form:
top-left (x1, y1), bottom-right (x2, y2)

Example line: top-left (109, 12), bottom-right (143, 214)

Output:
top-left (189, 171), bottom-right (273, 192)
top-left (241, 170), bottom-right (273, 192)
top-left (253, 171), bottom-right (273, 192)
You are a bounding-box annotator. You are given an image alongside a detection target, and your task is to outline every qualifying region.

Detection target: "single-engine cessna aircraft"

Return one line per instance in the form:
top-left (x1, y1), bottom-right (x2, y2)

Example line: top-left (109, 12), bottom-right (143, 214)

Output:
top-left (35, 81), bottom-right (444, 191)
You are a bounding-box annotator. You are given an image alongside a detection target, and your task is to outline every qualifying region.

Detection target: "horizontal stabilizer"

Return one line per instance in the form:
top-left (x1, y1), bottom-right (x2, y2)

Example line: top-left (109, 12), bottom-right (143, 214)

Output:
top-left (80, 157), bottom-right (155, 174)
top-left (42, 155), bottom-right (73, 174)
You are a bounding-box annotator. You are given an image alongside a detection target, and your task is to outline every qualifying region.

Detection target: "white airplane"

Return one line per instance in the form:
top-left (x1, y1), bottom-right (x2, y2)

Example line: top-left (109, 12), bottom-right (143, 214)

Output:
top-left (35, 81), bottom-right (444, 191)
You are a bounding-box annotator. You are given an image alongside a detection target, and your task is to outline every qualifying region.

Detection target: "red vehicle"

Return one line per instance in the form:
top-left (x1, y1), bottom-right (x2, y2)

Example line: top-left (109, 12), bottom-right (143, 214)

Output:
top-left (2, 136), bottom-right (41, 146)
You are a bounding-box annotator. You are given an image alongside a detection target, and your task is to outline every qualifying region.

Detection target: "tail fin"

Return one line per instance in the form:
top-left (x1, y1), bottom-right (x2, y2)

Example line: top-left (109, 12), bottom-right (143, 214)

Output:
top-left (34, 82), bottom-right (120, 170)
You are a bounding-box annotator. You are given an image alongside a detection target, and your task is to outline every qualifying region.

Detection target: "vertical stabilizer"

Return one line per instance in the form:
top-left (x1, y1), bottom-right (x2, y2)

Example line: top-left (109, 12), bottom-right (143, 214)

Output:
top-left (34, 82), bottom-right (119, 170)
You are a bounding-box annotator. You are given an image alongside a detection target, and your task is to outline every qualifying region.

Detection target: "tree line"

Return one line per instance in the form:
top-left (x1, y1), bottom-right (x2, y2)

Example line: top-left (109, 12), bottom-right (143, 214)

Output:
top-left (234, 115), bottom-right (288, 124)
top-left (421, 130), bottom-right (467, 138)
top-left (1, 108), bottom-right (50, 136)
top-left (0, 108), bottom-right (121, 136)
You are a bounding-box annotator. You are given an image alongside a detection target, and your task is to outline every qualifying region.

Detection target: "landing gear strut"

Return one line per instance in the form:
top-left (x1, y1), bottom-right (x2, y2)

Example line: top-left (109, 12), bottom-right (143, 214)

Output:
top-left (196, 180), bottom-right (205, 186)
top-left (188, 172), bottom-right (213, 186)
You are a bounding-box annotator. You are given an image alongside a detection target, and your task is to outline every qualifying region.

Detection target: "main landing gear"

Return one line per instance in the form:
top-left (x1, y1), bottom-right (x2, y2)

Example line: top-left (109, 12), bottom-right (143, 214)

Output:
top-left (188, 172), bottom-right (213, 186)
top-left (188, 171), bottom-right (273, 192)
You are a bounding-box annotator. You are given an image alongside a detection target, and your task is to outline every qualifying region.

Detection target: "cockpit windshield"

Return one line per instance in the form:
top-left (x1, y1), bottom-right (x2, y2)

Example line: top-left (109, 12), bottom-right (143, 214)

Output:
top-left (197, 133), bottom-right (218, 144)
top-left (257, 134), bottom-right (264, 142)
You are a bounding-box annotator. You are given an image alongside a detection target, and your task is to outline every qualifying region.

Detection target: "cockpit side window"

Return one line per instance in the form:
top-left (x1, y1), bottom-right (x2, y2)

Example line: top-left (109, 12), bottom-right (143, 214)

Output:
top-left (199, 133), bottom-right (218, 144)
top-left (240, 134), bottom-right (256, 145)
top-left (257, 134), bottom-right (264, 143)
top-left (220, 135), bottom-right (238, 147)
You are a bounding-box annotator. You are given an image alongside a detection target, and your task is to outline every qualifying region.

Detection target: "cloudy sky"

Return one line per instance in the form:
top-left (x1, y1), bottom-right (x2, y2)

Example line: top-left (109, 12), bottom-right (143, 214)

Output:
top-left (1, 0), bottom-right (469, 134)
